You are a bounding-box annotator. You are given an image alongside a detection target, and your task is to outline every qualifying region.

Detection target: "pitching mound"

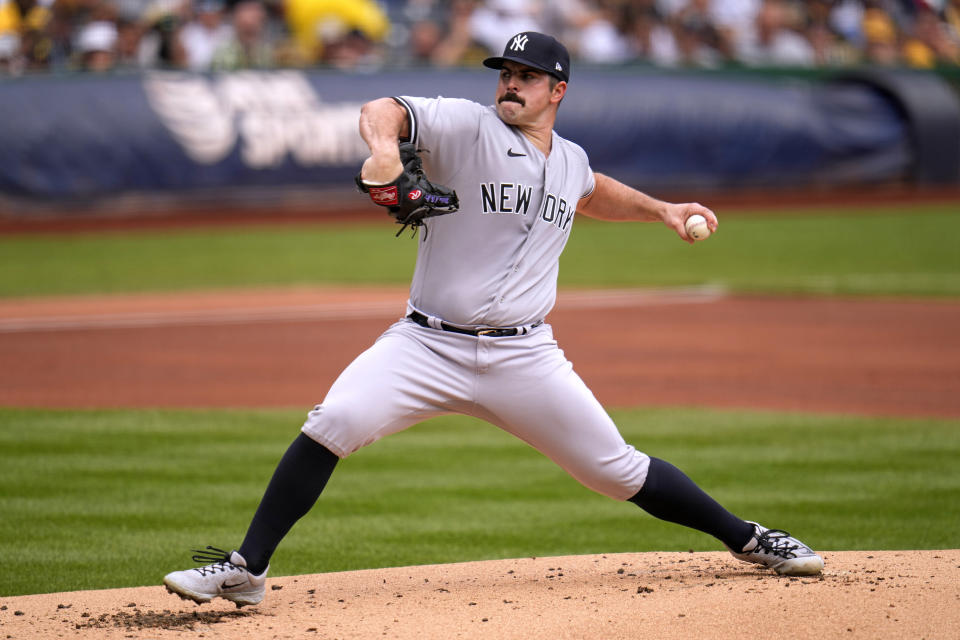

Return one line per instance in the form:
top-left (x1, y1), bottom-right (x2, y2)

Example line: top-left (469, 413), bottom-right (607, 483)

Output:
top-left (2, 550), bottom-right (956, 639)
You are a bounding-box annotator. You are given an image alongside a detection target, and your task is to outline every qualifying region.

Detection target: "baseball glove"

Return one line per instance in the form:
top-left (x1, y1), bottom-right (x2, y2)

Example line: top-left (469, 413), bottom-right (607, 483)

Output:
top-left (356, 142), bottom-right (460, 237)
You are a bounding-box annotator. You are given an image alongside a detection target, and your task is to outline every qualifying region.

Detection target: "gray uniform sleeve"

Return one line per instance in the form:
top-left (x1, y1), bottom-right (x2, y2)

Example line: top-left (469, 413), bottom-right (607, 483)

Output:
top-left (581, 167), bottom-right (596, 200)
top-left (567, 140), bottom-right (595, 200)
top-left (392, 96), bottom-right (485, 185)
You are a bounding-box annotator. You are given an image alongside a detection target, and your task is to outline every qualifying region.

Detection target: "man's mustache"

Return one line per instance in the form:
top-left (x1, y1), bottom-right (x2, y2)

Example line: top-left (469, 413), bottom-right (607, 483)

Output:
top-left (499, 92), bottom-right (525, 106)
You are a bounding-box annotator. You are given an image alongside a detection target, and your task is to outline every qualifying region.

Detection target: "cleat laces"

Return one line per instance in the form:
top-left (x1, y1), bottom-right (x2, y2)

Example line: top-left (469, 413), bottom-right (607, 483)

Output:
top-left (753, 529), bottom-right (802, 559)
top-left (189, 546), bottom-right (241, 576)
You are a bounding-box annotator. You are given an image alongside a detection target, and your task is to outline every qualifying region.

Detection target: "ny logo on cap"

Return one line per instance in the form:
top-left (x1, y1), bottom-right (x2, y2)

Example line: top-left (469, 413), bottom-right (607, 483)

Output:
top-left (510, 34), bottom-right (529, 51)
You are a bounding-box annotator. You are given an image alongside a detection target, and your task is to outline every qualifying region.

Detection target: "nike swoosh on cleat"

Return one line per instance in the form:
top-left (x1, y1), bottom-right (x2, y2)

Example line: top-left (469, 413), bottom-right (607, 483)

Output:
top-left (507, 148), bottom-right (526, 157)
top-left (221, 581), bottom-right (246, 589)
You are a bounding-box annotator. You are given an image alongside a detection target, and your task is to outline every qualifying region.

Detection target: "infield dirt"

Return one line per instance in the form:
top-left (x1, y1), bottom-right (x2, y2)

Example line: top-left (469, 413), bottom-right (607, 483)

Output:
top-left (2, 286), bottom-right (959, 417)
top-left (2, 550), bottom-right (957, 639)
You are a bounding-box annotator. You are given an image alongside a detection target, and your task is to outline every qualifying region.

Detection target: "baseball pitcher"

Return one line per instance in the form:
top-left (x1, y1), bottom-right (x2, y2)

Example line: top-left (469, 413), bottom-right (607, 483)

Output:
top-left (163, 31), bottom-right (823, 608)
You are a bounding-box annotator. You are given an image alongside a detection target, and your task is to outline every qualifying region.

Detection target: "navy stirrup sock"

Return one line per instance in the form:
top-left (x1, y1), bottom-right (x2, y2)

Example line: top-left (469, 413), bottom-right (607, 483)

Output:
top-left (628, 457), bottom-right (754, 552)
top-left (239, 433), bottom-right (338, 575)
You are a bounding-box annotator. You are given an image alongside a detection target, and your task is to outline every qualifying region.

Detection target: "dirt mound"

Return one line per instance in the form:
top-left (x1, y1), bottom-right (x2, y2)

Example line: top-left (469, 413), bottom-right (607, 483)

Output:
top-left (2, 550), bottom-right (956, 639)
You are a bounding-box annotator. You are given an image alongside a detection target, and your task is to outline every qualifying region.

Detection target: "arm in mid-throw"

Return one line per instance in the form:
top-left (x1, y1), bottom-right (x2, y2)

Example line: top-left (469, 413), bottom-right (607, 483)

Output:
top-left (578, 172), bottom-right (718, 244)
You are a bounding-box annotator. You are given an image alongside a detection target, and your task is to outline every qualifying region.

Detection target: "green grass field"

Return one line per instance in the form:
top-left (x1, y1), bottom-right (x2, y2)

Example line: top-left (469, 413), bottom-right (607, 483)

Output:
top-left (0, 204), bottom-right (957, 298)
top-left (1, 407), bottom-right (958, 596)
top-left (1, 203), bottom-right (958, 597)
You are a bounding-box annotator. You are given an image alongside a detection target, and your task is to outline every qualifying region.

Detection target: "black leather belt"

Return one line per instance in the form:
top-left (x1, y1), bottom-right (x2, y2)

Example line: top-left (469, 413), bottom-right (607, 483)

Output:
top-left (407, 311), bottom-right (540, 337)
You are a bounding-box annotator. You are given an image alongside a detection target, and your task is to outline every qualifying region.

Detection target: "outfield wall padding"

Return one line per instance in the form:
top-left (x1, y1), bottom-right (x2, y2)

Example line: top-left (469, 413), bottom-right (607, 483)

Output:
top-left (829, 69), bottom-right (960, 185)
top-left (0, 67), bottom-right (952, 210)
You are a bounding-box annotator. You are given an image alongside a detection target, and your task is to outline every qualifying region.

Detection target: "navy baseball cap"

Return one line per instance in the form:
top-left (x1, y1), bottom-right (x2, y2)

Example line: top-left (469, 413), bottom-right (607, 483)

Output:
top-left (483, 32), bottom-right (570, 83)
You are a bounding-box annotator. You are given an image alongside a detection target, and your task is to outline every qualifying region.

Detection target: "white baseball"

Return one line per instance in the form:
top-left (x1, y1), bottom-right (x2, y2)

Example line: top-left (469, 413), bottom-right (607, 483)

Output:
top-left (685, 214), bottom-right (711, 241)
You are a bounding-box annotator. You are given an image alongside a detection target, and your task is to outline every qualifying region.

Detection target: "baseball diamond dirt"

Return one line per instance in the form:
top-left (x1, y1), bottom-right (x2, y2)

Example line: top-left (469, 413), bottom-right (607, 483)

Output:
top-left (1, 551), bottom-right (958, 639)
top-left (1, 286), bottom-right (958, 639)
top-left (1, 286), bottom-right (959, 416)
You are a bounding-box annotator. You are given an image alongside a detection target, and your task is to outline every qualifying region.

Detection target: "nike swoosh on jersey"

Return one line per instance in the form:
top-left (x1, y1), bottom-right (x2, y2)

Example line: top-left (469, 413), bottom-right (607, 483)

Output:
top-left (506, 148), bottom-right (526, 157)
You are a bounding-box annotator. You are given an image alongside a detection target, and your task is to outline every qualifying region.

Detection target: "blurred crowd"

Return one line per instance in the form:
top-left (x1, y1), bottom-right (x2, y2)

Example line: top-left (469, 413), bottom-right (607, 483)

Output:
top-left (2, 0), bottom-right (960, 75)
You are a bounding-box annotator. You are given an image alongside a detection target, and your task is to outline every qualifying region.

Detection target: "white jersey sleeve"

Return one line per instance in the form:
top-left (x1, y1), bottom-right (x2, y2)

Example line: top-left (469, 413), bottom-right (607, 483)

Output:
top-left (393, 96), bottom-right (485, 185)
top-left (580, 163), bottom-right (596, 199)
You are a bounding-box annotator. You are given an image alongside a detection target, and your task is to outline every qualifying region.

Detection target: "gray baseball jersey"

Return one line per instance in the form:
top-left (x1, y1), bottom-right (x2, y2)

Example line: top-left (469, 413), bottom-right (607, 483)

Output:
top-left (394, 96), bottom-right (595, 328)
top-left (302, 94), bottom-right (650, 502)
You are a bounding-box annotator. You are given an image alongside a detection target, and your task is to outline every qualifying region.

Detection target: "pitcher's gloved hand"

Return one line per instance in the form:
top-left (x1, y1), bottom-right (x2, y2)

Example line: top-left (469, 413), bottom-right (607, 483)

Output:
top-left (356, 142), bottom-right (460, 236)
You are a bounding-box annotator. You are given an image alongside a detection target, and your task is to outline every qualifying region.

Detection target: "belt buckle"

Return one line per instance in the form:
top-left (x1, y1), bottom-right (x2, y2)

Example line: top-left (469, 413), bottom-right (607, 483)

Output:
top-left (477, 328), bottom-right (500, 337)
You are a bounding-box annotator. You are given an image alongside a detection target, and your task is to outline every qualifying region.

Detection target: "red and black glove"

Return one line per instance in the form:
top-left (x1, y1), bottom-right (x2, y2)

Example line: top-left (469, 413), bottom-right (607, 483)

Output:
top-left (356, 142), bottom-right (460, 236)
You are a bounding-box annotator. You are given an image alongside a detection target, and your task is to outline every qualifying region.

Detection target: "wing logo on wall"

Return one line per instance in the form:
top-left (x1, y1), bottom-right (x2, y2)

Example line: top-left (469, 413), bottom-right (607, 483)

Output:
top-left (143, 71), bottom-right (368, 168)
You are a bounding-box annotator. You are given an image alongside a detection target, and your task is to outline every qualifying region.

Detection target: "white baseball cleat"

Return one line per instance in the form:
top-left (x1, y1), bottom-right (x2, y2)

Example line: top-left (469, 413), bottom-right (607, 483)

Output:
top-left (728, 522), bottom-right (824, 576)
top-left (163, 547), bottom-right (267, 607)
